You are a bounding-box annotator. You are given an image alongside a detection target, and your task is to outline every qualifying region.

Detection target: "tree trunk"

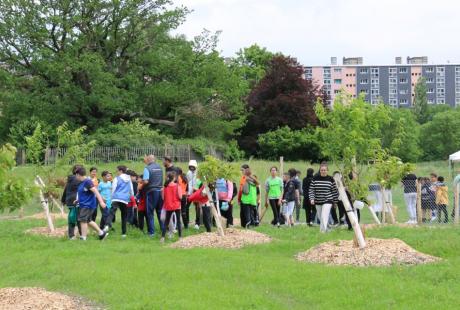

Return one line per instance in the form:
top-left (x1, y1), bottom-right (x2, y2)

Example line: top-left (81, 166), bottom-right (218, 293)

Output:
top-left (381, 187), bottom-right (395, 224)
top-left (204, 183), bottom-right (224, 236)
top-left (35, 176), bottom-right (55, 232)
top-left (367, 205), bottom-right (381, 224)
top-left (333, 173), bottom-right (366, 249)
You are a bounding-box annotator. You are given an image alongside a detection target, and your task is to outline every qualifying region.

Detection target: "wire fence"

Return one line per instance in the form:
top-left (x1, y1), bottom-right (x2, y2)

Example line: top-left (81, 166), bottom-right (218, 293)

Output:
top-left (15, 145), bottom-right (222, 166)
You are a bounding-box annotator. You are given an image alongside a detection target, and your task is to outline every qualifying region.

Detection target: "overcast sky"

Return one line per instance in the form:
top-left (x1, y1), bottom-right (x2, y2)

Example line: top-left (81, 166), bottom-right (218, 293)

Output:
top-left (174, 0), bottom-right (460, 66)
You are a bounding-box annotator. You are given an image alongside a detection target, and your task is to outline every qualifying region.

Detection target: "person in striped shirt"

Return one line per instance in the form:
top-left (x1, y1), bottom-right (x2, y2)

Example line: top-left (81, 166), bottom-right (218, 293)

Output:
top-left (309, 164), bottom-right (339, 233)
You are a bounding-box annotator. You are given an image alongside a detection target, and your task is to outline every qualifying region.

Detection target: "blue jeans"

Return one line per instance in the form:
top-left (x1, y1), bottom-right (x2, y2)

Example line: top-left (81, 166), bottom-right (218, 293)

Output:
top-left (146, 189), bottom-right (163, 235)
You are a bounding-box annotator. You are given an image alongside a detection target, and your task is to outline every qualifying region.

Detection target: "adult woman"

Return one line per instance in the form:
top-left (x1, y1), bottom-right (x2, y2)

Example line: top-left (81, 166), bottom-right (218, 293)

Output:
top-left (302, 168), bottom-right (315, 226)
top-left (309, 164), bottom-right (339, 233)
top-left (265, 167), bottom-right (283, 227)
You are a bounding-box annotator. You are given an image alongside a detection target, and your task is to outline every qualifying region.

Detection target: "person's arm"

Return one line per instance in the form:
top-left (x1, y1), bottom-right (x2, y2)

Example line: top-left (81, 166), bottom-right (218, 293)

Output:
top-left (331, 179), bottom-right (339, 202)
top-left (177, 184), bottom-right (182, 200)
top-left (90, 187), bottom-right (106, 208)
top-left (143, 167), bottom-right (150, 185)
top-left (61, 183), bottom-right (68, 204)
top-left (112, 177), bottom-right (118, 195)
top-left (309, 179), bottom-right (315, 205)
top-left (129, 179), bottom-right (134, 196)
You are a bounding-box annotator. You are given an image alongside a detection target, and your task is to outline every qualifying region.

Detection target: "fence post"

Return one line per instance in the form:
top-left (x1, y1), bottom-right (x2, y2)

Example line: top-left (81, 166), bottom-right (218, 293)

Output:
top-left (416, 180), bottom-right (422, 224)
top-left (455, 183), bottom-right (460, 225)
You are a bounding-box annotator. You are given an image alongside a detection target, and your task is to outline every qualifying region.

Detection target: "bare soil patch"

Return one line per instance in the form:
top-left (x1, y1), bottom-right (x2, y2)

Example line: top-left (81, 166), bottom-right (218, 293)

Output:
top-left (171, 228), bottom-right (271, 249)
top-left (26, 226), bottom-right (68, 238)
top-left (296, 238), bottom-right (440, 267)
top-left (0, 287), bottom-right (101, 310)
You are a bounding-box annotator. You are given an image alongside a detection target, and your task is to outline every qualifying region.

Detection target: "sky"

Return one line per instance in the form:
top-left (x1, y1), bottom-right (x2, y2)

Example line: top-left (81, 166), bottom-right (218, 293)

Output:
top-left (173, 0), bottom-right (460, 66)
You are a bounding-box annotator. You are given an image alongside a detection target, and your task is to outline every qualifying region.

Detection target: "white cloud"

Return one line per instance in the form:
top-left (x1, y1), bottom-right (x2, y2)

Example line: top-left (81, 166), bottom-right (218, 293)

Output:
top-left (174, 0), bottom-right (460, 65)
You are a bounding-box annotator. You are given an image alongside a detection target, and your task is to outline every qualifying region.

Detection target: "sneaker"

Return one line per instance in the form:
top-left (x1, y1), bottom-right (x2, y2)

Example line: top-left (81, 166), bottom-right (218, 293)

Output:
top-left (167, 232), bottom-right (173, 239)
top-left (194, 224), bottom-right (200, 230)
top-left (99, 232), bottom-right (108, 240)
top-left (430, 216), bottom-right (437, 223)
top-left (69, 236), bottom-right (76, 240)
top-left (160, 237), bottom-right (165, 243)
top-left (277, 223), bottom-right (280, 228)
top-left (103, 225), bottom-right (109, 233)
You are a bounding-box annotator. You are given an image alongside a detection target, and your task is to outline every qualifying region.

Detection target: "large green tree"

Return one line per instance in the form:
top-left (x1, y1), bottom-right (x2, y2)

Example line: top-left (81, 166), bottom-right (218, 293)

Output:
top-left (0, 1), bottom-right (246, 145)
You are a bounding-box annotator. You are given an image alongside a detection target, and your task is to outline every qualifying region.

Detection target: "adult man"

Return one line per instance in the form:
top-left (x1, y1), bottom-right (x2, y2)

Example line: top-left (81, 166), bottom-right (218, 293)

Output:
top-left (143, 155), bottom-right (164, 236)
top-left (402, 171), bottom-right (417, 224)
top-left (163, 156), bottom-right (180, 174)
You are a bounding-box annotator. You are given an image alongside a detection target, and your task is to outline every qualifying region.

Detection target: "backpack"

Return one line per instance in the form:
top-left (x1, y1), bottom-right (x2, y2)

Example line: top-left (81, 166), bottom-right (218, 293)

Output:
top-left (216, 178), bottom-right (229, 200)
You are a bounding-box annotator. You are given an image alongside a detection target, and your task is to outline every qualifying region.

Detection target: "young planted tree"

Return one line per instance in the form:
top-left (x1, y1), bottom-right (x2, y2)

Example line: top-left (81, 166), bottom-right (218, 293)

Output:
top-left (0, 144), bottom-right (33, 213)
top-left (374, 152), bottom-right (415, 223)
top-left (198, 156), bottom-right (238, 236)
top-left (315, 95), bottom-right (393, 247)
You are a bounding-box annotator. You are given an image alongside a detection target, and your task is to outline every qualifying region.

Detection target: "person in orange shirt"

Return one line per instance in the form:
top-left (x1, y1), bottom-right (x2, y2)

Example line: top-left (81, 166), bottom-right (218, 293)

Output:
top-left (176, 168), bottom-right (189, 229)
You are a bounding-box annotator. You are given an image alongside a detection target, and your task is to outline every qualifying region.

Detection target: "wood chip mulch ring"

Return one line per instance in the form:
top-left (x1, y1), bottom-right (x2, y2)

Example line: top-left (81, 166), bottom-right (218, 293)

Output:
top-left (295, 238), bottom-right (440, 267)
top-left (26, 226), bottom-right (68, 238)
top-left (170, 228), bottom-right (272, 249)
top-left (0, 287), bottom-right (103, 310)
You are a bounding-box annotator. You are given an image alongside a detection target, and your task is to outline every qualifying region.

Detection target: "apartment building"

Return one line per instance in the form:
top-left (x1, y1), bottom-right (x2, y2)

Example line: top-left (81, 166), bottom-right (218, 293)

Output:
top-left (304, 56), bottom-right (460, 107)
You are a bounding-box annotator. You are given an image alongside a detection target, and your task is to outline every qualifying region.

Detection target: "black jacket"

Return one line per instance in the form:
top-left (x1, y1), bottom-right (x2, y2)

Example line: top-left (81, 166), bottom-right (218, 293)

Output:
top-left (61, 175), bottom-right (81, 206)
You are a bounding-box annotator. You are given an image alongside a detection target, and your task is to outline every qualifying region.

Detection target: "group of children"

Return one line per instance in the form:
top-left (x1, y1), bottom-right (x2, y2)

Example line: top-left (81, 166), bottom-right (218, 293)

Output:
top-left (419, 173), bottom-right (449, 223)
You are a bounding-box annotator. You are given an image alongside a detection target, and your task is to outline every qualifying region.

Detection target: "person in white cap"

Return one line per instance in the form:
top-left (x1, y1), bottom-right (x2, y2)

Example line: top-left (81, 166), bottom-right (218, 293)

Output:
top-left (186, 160), bottom-right (201, 229)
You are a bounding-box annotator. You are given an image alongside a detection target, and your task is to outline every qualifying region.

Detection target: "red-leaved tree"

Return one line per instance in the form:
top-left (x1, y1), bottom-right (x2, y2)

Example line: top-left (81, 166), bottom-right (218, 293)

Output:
top-left (239, 55), bottom-right (327, 154)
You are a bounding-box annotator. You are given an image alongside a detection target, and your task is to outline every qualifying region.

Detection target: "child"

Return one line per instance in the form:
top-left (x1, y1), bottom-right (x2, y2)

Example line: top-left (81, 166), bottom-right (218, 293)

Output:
top-left (186, 160), bottom-right (200, 230)
top-left (89, 167), bottom-right (100, 222)
top-left (177, 168), bottom-right (189, 229)
top-left (188, 183), bottom-right (212, 232)
top-left (61, 164), bottom-right (83, 239)
top-left (435, 176), bottom-right (449, 223)
top-left (74, 167), bottom-right (108, 240)
top-left (283, 169), bottom-right (300, 227)
top-left (420, 177), bottom-right (434, 223)
top-left (265, 166), bottom-right (283, 227)
top-left (137, 175), bottom-right (147, 232)
top-left (160, 172), bottom-right (183, 242)
top-left (240, 165), bottom-right (259, 228)
top-left (98, 171), bottom-right (112, 229)
top-left (126, 170), bottom-right (139, 227)
top-left (105, 165), bottom-right (134, 237)
top-left (216, 177), bottom-right (234, 228)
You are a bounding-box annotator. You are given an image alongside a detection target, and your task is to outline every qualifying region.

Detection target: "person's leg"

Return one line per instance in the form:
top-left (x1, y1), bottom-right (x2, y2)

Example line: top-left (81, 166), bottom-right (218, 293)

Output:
top-left (127, 207), bottom-right (133, 225)
top-left (175, 210), bottom-right (182, 237)
top-left (269, 199), bottom-right (278, 225)
top-left (151, 190), bottom-right (163, 232)
top-left (288, 201), bottom-right (295, 225)
top-left (404, 193), bottom-right (412, 222)
top-left (244, 203), bottom-right (252, 228)
top-left (195, 202), bottom-right (201, 226)
top-left (146, 191), bottom-right (155, 235)
top-left (202, 206), bottom-right (212, 232)
top-left (105, 202), bottom-right (120, 229)
top-left (138, 211), bottom-right (144, 232)
top-left (91, 207), bottom-right (97, 222)
top-left (295, 201), bottom-right (301, 222)
top-left (80, 222), bottom-right (88, 239)
top-left (442, 205), bottom-right (448, 223)
top-left (162, 211), bottom-right (173, 238)
top-left (338, 201), bottom-right (346, 224)
top-left (411, 193), bottom-right (418, 221)
top-left (330, 205), bottom-right (338, 224)
top-left (181, 196), bottom-right (189, 229)
top-left (120, 203), bottom-right (128, 235)
top-left (88, 220), bottom-right (104, 234)
top-left (320, 204), bottom-right (332, 233)
top-left (315, 204), bottom-right (322, 229)
top-left (68, 207), bottom-right (75, 238)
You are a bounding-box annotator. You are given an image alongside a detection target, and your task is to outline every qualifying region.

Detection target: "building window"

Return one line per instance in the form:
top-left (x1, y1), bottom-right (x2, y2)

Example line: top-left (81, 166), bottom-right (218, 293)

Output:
top-left (399, 78), bottom-right (408, 83)
top-left (334, 68), bottom-right (342, 73)
top-left (360, 79), bottom-right (368, 84)
top-left (437, 88), bottom-right (445, 94)
top-left (427, 78), bottom-right (434, 83)
top-left (399, 67), bottom-right (408, 73)
top-left (437, 98), bottom-right (445, 104)
top-left (428, 88), bottom-right (434, 93)
top-left (456, 67), bottom-right (460, 73)
top-left (389, 99), bottom-right (397, 106)
top-left (360, 89), bottom-right (369, 94)
top-left (334, 79), bottom-right (342, 84)
top-left (324, 79), bottom-right (331, 84)
top-left (360, 68), bottom-right (368, 74)
top-left (399, 89), bottom-right (409, 94)
top-left (399, 99), bottom-right (408, 104)
top-left (426, 67), bottom-right (434, 73)
top-left (428, 99), bottom-right (434, 104)
top-left (334, 90), bottom-right (340, 94)
top-left (371, 89), bottom-right (379, 95)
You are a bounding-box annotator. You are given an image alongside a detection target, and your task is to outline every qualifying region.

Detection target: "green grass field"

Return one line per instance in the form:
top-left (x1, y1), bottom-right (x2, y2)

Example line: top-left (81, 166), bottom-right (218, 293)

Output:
top-left (2, 160), bottom-right (460, 309)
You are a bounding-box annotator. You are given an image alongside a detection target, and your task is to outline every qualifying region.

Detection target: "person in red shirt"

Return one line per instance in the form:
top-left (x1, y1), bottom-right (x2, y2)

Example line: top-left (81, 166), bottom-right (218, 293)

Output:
top-left (136, 176), bottom-right (147, 232)
top-left (160, 172), bottom-right (182, 242)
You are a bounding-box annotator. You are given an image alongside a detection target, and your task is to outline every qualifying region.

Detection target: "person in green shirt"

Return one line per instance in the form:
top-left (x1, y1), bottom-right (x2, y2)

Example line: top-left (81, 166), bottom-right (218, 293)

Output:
top-left (240, 165), bottom-right (259, 228)
top-left (265, 166), bottom-right (283, 227)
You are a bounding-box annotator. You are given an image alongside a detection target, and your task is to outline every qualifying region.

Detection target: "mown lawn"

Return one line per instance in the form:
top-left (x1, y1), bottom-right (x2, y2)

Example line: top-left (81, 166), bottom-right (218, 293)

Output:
top-left (1, 217), bottom-right (460, 309)
top-left (2, 160), bottom-right (459, 309)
